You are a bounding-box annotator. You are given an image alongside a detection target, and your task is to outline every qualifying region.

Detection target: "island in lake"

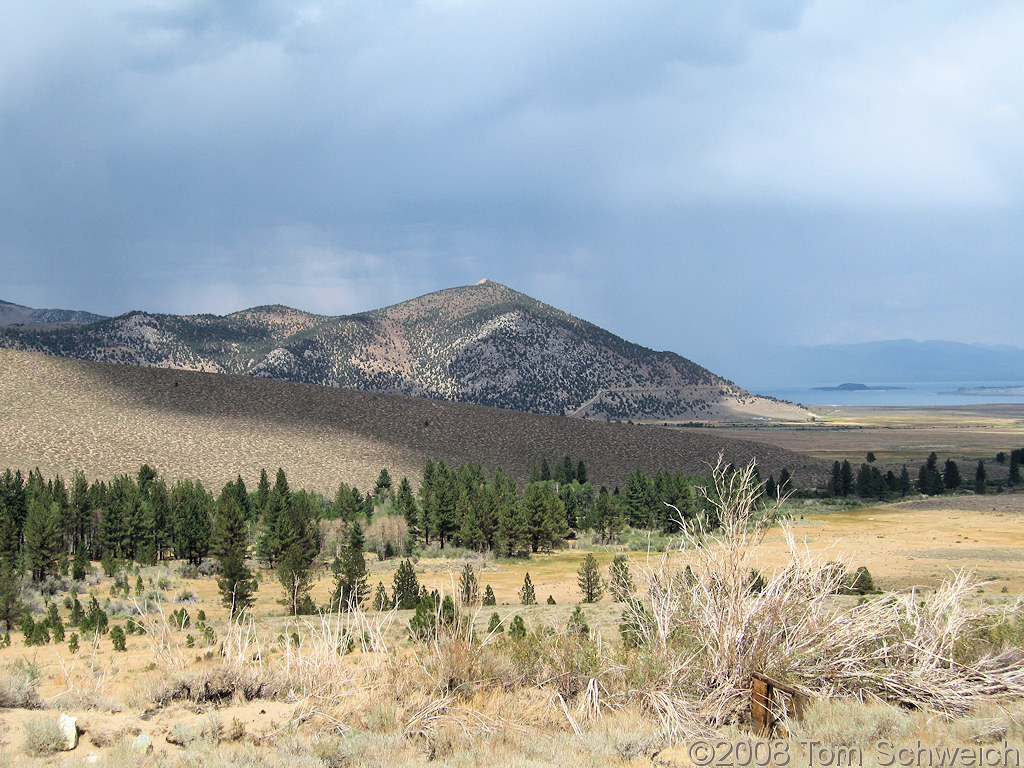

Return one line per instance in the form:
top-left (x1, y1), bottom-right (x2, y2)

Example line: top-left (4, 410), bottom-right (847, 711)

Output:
top-left (940, 385), bottom-right (1024, 397)
top-left (811, 382), bottom-right (909, 392)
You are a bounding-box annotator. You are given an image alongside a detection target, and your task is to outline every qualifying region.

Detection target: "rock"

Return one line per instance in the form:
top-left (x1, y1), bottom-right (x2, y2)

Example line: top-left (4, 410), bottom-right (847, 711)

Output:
top-left (131, 733), bottom-right (154, 753)
top-left (58, 713), bottom-right (78, 750)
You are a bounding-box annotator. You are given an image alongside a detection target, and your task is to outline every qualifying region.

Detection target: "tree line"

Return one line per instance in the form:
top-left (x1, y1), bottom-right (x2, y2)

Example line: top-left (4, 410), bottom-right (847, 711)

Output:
top-left (1, 455), bottom-right (754, 625)
top-left (825, 447), bottom-right (1024, 500)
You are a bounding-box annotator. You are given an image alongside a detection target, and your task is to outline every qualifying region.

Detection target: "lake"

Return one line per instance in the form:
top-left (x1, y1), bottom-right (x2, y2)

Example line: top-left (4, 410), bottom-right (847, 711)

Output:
top-left (756, 381), bottom-right (1024, 407)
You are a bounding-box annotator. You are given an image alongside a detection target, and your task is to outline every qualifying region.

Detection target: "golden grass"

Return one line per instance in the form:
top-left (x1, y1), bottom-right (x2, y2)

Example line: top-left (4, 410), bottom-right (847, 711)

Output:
top-left (706, 403), bottom-right (1024, 464)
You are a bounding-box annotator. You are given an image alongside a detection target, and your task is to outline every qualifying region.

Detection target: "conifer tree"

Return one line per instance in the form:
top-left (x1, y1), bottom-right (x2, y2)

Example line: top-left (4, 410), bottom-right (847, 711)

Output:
top-left (577, 553), bottom-right (604, 603)
top-left (331, 522), bottom-right (368, 610)
top-left (276, 491), bottom-right (321, 615)
top-left (840, 461), bottom-right (855, 497)
top-left (395, 477), bottom-right (420, 544)
top-left (172, 480), bottom-right (212, 565)
top-left (482, 584), bottom-right (496, 606)
top-left (899, 465), bottom-right (911, 496)
top-left (576, 460), bottom-right (588, 485)
top-left (46, 603), bottom-right (64, 642)
top-left (943, 459), bottom-right (962, 491)
top-left (975, 461), bottom-right (987, 495)
top-left (374, 468), bottom-right (393, 498)
top-left (392, 559), bottom-right (420, 610)
top-left (567, 605), bottom-right (589, 636)
top-left (0, 561), bottom-right (21, 632)
top-left (592, 488), bottom-right (623, 544)
top-left (458, 562), bottom-right (479, 605)
top-left (487, 612), bottom-right (502, 633)
top-left (1010, 452), bottom-right (1022, 486)
top-left (22, 497), bottom-right (60, 582)
top-left (519, 572), bottom-right (536, 605)
top-left (608, 554), bottom-right (634, 602)
top-left (212, 486), bottom-right (256, 616)
top-left (373, 581), bottom-right (392, 611)
top-left (255, 469), bottom-right (271, 516)
top-left (456, 491), bottom-right (486, 551)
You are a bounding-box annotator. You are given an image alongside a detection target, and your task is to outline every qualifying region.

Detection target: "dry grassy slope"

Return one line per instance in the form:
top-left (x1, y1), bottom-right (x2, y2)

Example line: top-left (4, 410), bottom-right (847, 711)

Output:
top-left (0, 281), bottom-right (813, 423)
top-left (0, 348), bottom-right (827, 493)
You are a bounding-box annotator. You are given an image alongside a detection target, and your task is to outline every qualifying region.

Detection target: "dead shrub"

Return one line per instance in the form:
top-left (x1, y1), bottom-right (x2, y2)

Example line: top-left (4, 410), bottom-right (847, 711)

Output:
top-left (622, 456), bottom-right (1024, 738)
top-left (151, 663), bottom-right (287, 707)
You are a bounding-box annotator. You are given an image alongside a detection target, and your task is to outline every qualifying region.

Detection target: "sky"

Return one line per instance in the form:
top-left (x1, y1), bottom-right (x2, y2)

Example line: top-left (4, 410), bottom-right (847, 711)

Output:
top-left (2, 1), bottom-right (1023, 382)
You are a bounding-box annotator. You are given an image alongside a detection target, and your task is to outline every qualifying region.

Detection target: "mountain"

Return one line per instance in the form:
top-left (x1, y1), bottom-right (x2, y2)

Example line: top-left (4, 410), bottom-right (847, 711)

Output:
top-left (0, 299), bottom-right (108, 327)
top-left (0, 280), bottom-right (810, 423)
top-left (0, 347), bottom-right (828, 493)
top-left (730, 340), bottom-right (1024, 389)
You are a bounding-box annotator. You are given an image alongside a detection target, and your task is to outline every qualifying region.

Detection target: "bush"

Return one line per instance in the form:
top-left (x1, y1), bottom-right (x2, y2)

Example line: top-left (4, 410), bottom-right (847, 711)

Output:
top-left (22, 716), bottom-right (65, 756)
top-left (567, 605), bottom-right (589, 636)
top-left (110, 625), bottom-right (126, 651)
top-left (0, 666), bottom-right (42, 708)
top-left (487, 613), bottom-right (503, 634)
top-left (410, 594), bottom-right (458, 641)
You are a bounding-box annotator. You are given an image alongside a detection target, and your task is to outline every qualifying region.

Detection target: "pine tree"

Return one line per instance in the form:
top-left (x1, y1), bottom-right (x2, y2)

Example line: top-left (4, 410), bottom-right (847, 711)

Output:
top-left (778, 468), bottom-right (793, 494)
top-left (331, 523), bottom-right (368, 610)
top-left (0, 561), bottom-right (22, 632)
top-left (840, 461), bottom-right (855, 497)
top-left (899, 465), bottom-right (911, 496)
top-left (276, 491), bottom-right (322, 615)
top-left (828, 461), bottom-right (842, 496)
top-left (392, 559), bottom-right (420, 610)
top-left (255, 469), bottom-right (271, 516)
top-left (592, 488), bottom-right (623, 544)
top-left (211, 488), bottom-right (249, 561)
top-left (577, 553), bottom-right (604, 603)
top-left (46, 603), bottom-right (64, 642)
top-left (110, 625), bottom-right (126, 652)
top-left (975, 461), bottom-right (987, 495)
top-left (373, 581), bottom-right (392, 611)
top-left (576, 460), bottom-right (588, 485)
top-left (22, 497), bottom-right (60, 582)
top-left (395, 477), bottom-right (420, 544)
top-left (1010, 452), bottom-right (1022, 486)
top-left (458, 562), bottom-right (479, 605)
top-left (172, 480), bottom-right (213, 565)
top-left (567, 605), bottom-right (589, 636)
top-left (374, 468), bottom-right (393, 498)
top-left (482, 584), bottom-right (496, 606)
top-left (943, 459), bottom-right (962, 491)
top-left (487, 612), bottom-right (502, 633)
top-left (917, 453), bottom-right (944, 496)
top-left (519, 572), bottom-right (536, 605)
top-left (608, 554), bottom-right (634, 602)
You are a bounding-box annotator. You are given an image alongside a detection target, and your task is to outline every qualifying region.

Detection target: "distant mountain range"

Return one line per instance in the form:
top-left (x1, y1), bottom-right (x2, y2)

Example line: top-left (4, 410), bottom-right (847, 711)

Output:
top-left (0, 281), bottom-right (809, 423)
top-left (729, 340), bottom-right (1024, 389)
top-left (0, 299), bottom-right (108, 327)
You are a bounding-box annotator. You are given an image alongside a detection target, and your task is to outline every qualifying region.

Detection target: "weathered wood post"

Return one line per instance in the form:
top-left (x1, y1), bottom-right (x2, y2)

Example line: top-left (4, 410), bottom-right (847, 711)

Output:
top-left (750, 672), bottom-right (809, 735)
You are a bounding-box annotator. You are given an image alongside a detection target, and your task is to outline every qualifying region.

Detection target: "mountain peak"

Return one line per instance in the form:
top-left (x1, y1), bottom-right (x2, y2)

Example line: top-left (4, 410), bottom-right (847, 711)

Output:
top-left (0, 284), bottom-right (812, 423)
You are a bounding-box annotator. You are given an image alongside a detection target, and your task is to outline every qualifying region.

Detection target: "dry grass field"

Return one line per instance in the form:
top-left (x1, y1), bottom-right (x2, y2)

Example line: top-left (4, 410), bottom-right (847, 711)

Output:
top-left (689, 403), bottom-right (1024, 466)
top-left (0, 348), bottom-right (827, 494)
top-left (2, 487), bottom-right (1024, 766)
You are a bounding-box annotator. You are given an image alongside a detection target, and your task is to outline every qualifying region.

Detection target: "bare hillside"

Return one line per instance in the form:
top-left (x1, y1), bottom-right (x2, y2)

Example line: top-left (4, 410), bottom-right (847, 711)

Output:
top-left (0, 281), bottom-right (812, 423)
top-left (0, 348), bottom-right (827, 492)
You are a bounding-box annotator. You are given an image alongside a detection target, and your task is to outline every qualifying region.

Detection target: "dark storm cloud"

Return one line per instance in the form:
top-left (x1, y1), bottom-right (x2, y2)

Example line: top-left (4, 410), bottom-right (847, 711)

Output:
top-left (1, 1), bottom-right (1022, 381)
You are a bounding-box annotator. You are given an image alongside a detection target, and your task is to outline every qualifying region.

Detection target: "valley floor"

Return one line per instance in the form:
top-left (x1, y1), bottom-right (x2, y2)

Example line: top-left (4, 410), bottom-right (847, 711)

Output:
top-left (2, 492), bottom-right (1024, 766)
